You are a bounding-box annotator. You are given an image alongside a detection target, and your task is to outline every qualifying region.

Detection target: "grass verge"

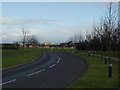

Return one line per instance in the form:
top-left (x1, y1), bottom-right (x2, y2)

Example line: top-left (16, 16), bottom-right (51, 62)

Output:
top-left (64, 50), bottom-right (119, 88)
top-left (2, 48), bottom-right (50, 69)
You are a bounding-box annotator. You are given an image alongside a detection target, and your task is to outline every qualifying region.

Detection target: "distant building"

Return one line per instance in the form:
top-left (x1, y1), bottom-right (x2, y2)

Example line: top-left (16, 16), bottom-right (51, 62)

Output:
top-left (18, 42), bottom-right (39, 48)
top-left (66, 41), bottom-right (77, 48)
top-left (39, 42), bottom-right (53, 48)
top-left (18, 42), bottom-right (24, 47)
top-left (39, 41), bottom-right (77, 49)
top-left (55, 41), bottom-right (77, 49)
top-left (41, 42), bottom-right (53, 46)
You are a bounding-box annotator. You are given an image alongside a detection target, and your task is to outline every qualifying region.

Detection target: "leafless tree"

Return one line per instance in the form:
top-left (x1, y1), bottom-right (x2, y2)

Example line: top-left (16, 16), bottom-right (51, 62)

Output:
top-left (69, 2), bottom-right (119, 57)
top-left (28, 35), bottom-right (39, 47)
top-left (20, 26), bottom-right (30, 47)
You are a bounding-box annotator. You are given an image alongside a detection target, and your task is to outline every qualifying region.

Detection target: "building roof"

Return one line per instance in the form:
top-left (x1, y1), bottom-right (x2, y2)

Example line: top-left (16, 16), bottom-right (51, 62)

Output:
top-left (41, 42), bottom-right (53, 45)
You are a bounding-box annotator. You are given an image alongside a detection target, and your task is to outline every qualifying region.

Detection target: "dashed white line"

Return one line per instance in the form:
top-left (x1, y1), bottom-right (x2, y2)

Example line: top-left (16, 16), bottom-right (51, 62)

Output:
top-left (0, 79), bottom-right (16, 86)
top-left (53, 52), bottom-right (61, 63)
top-left (28, 52), bottom-right (61, 76)
top-left (28, 69), bottom-right (45, 76)
top-left (57, 57), bottom-right (61, 63)
top-left (49, 64), bottom-right (56, 68)
top-left (57, 60), bottom-right (60, 63)
top-left (57, 60), bottom-right (59, 63)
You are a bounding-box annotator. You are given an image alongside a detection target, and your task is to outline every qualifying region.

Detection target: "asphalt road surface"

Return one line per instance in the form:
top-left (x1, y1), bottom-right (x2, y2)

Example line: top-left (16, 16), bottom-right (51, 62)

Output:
top-left (1, 51), bottom-right (86, 88)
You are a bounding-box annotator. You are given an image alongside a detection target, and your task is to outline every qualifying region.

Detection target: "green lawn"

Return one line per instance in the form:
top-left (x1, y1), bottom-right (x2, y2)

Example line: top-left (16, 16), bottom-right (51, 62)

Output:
top-left (64, 50), bottom-right (119, 88)
top-left (2, 48), bottom-right (50, 69)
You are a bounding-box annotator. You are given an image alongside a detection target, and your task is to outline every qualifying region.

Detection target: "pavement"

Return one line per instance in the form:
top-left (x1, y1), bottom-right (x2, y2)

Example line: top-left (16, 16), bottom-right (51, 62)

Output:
top-left (1, 51), bottom-right (86, 88)
top-left (80, 53), bottom-right (120, 62)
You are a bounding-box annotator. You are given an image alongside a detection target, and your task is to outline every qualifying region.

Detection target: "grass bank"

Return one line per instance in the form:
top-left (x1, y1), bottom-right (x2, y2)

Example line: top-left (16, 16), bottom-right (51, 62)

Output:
top-left (64, 50), bottom-right (119, 88)
top-left (2, 48), bottom-right (50, 69)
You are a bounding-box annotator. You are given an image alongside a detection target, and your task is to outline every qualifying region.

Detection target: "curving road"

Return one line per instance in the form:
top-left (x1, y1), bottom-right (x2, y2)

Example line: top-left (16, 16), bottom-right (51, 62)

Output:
top-left (1, 51), bottom-right (86, 88)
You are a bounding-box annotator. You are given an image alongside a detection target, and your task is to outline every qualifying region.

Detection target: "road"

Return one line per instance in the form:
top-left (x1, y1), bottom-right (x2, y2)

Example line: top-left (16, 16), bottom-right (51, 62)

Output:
top-left (1, 51), bottom-right (86, 88)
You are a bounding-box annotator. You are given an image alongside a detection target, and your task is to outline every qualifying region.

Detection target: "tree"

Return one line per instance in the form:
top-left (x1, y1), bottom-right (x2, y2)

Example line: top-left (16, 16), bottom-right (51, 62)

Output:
top-left (28, 35), bottom-right (39, 47)
top-left (20, 26), bottom-right (30, 47)
top-left (69, 2), bottom-right (118, 55)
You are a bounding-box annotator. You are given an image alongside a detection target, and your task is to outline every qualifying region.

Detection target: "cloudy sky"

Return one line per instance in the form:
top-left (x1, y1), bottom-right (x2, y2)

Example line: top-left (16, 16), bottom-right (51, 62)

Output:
top-left (1, 2), bottom-right (117, 44)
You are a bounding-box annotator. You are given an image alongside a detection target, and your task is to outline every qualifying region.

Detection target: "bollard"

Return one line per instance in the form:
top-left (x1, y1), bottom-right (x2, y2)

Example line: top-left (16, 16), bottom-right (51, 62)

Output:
top-left (88, 53), bottom-right (90, 56)
top-left (105, 58), bottom-right (107, 64)
top-left (109, 63), bottom-right (112, 78)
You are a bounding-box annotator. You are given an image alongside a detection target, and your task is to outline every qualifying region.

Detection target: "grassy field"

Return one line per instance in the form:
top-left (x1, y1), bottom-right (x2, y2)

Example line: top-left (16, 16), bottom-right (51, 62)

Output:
top-left (2, 48), bottom-right (50, 69)
top-left (64, 50), bottom-right (119, 88)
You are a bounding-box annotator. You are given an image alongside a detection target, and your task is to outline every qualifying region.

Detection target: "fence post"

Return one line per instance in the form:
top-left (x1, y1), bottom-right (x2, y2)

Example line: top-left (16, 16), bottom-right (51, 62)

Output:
top-left (88, 53), bottom-right (90, 56)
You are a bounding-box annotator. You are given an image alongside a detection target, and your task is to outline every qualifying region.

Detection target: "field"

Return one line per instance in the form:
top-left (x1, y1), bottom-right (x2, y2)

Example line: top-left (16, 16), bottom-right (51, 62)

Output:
top-left (2, 48), bottom-right (50, 69)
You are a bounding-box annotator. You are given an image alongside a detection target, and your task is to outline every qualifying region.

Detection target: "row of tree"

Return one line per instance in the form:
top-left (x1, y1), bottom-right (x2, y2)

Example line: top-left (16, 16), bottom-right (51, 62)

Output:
top-left (70, 2), bottom-right (120, 52)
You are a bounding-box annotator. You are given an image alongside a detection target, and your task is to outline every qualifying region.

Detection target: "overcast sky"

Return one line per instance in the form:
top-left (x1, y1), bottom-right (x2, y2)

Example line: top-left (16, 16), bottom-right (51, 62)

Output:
top-left (1, 2), bottom-right (118, 44)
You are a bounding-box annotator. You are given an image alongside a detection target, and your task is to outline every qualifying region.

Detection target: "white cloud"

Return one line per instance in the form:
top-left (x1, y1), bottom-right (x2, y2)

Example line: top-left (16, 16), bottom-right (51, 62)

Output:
top-left (1, 17), bottom-right (93, 43)
top-left (2, 27), bottom-right (21, 42)
top-left (29, 25), bottom-right (88, 43)
top-left (0, 16), bottom-right (57, 25)
top-left (2, 25), bottom-right (86, 43)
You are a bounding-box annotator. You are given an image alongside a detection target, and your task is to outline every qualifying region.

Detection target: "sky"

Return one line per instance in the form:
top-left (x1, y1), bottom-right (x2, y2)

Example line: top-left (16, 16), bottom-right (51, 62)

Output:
top-left (0, 2), bottom-right (118, 44)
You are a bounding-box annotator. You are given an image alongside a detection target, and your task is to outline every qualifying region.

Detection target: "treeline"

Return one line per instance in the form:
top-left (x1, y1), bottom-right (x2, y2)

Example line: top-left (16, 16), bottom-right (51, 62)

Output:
top-left (70, 2), bottom-right (120, 52)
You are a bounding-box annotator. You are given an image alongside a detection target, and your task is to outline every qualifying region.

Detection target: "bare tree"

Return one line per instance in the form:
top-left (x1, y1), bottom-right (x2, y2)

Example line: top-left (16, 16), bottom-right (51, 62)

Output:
top-left (69, 2), bottom-right (118, 57)
top-left (20, 26), bottom-right (30, 47)
top-left (28, 35), bottom-right (39, 47)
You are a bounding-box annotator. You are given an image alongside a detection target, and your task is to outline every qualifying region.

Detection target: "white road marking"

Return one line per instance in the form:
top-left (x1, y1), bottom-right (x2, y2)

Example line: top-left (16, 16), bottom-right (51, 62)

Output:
top-left (59, 58), bottom-right (60, 60)
top-left (57, 60), bottom-right (59, 63)
top-left (57, 57), bottom-right (61, 63)
top-left (52, 52), bottom-right (61, 64)
top-left (28, 69), bottom-right (45, 76)
top-left (0, 79), bottom-right (16, 85)
top-left (27, 52), bottom-right (61, 77)
top-left (49, 64), bottom-right (56, 68)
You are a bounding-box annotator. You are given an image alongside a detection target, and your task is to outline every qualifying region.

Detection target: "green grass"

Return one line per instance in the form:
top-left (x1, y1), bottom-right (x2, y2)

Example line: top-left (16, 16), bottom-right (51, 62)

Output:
top-left (2, 48), bottom-right (50, 69)
top-left (63, 49), bottom-right (119, 88)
